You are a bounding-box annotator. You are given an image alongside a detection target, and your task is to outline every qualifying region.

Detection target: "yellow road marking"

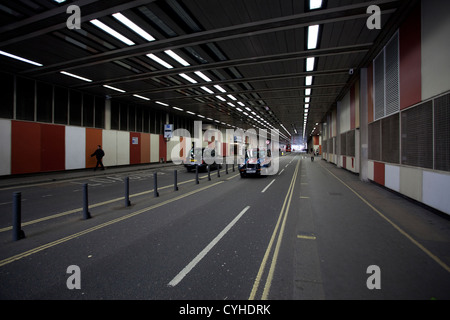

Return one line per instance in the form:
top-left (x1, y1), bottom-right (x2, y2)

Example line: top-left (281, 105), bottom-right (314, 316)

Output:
top-left (249, 159), bottom-right (300, 300)
top-left (0, 181), bottom-right (224, 267)
top-left (297, 235), bottom-right (316, 240)
top-left (320, 163), bottom-right (450, 274)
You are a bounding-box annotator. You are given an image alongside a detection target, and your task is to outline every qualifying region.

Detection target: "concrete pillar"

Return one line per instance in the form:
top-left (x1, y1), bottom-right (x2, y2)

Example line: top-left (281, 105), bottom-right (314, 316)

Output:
top-left (104, 98), bottom-right (111, 130)
top-left (359, 68), bottom-right (369, 182)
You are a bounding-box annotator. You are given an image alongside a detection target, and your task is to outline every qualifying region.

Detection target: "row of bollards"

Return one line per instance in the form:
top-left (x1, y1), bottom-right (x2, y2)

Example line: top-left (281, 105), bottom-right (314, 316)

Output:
top-left (11, 166), bottom-right (234, 241)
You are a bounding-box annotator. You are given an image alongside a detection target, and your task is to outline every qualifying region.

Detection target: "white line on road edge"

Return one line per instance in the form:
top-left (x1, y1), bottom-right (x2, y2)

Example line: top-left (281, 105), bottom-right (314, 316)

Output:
top-left (261, 179), bottom-right (276, 193)
top-left (168, 205), bottom-right (251, 287)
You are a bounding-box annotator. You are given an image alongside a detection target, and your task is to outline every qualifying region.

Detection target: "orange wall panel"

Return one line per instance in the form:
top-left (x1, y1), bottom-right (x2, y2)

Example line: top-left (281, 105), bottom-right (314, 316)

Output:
top-left (11, 121), bottom-right (41, 175)
top-left (85, 128), bottom-right (102, 168)
top-left (140, 133), bottom-right (150, 164)
top-left (41, 124), bottom-right (65, 172)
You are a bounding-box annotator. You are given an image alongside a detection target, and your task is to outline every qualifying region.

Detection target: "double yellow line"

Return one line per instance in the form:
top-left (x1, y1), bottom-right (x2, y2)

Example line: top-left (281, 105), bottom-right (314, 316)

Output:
top-left (0, 181), bottom-right (224, 267)
top-left (249, 159), bottom-right (300, 300)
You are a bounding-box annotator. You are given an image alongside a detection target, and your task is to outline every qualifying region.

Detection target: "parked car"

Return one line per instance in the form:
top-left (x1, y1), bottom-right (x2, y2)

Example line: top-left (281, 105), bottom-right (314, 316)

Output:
top-left (184, 147), bottom-right (221, 172)
top-left (238, 148), bottom-right (271, 177)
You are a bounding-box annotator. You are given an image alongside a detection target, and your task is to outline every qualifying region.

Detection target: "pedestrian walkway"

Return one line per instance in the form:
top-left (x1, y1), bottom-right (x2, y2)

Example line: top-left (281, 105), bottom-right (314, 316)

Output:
top-left (0, 162), bottom-right (178, 189)
top-left (291, 157), bottom-right (450, 299)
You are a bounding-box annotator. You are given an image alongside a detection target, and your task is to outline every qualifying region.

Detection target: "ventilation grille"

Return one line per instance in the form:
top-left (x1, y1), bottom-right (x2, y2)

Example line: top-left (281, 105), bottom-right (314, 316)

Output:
top-left (340, 133), bottom-right (347, 155)
top-left (381, 113), bottom-right (399, 164)
top-left (347, 130), bottom-right (356, 157)
top-left (369, 121), bottom-right (381, 161)
top-left (434, 93), bottom-right (450, 171)
top-left (374, 53), bottom-right (385, 120)
top-left (385, 33), bottom-right (399, 116)
top-left (401, 101), bottom-right (433, 168)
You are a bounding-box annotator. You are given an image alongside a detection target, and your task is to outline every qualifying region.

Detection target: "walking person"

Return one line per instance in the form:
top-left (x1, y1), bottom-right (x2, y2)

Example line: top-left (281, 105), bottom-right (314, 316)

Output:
top-left (91, 145), bottom-right (105, 171)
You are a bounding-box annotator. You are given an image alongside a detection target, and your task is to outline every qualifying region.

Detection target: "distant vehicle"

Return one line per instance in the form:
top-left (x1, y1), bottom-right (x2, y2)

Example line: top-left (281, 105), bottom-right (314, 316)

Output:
top-left (286, 144), bottom-right (291, 152)
top-left (238, 148), bottom-right (271, 177)
top-left (184, 147), bottom-right (221, 172)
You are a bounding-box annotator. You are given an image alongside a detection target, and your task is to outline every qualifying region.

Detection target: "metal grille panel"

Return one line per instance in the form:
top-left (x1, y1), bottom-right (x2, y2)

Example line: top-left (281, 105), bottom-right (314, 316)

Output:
top-left (381, 113), bottom-right (399, 164)
top-left (374, 52), bottom-right (385, 120)
top-left (369, 121), bottom-right (381, 161)
top-left (340, 133), bottom-right (347, 155)
top-left (347, 130), bottom-right (356, 157)
top-left (434, 93), bottom-right (450, 171)
top-left (401, 101), bottom-right (433, 169)
top-left (385, 33), bottom-right (399, 116)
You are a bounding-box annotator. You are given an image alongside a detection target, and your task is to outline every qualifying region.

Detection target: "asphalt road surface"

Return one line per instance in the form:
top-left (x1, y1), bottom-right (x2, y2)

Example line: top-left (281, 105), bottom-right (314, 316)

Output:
top-left (1, 154), bottom-right (449, 300)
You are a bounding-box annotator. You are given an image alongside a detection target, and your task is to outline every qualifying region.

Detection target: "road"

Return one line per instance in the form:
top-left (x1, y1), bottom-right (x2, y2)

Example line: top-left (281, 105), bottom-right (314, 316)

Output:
top-left (0, 154), bottom-right (450, 300)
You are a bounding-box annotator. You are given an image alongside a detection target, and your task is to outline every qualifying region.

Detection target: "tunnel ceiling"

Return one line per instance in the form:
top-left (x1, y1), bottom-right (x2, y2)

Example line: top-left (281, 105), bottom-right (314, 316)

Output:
top-left (0, 0), bottom-right (418, 142)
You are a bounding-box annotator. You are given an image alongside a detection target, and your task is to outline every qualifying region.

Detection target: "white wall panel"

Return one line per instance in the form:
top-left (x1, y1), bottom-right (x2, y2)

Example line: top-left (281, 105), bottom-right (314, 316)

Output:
top-left (102, 130), bottom-right (117, 167)
top-left (385, 164), bottom-right (400, 192)
top-left (116, 131), bottom-right (130, 166)
top-left (423, 171), bottom-right (450, 215)
top-left (65, 126), bottom-right (85, 170)
top-left (399, 166), bottom-right (422, 202)
top-left (150, 134), bottom-right (159, 163)
top-left (368, 161), bottom-right (374, 180)
top-left (0, 119), bottom-right (11, 176)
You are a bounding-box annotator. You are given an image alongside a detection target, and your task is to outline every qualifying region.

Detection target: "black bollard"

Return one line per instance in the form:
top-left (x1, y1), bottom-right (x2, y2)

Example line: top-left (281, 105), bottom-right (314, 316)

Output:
top-left (174, 170), bottom-right (179, 191)
top-left (195, 165), bottom-right (199, 184)
top-left (154, 172), bottom-right (159, 197)
top-left (83, 184), bottom-right (91, 220)
top-left (226, 163), bottom-right (228, 174)
top-left (217, 165), bottom-right (221, 178)
top-left (12, 192), bottom-right (25, 241)
top-left (207, 165), bottom-right (211, 181)
top-left (124, 177), bottom-right (131, 207)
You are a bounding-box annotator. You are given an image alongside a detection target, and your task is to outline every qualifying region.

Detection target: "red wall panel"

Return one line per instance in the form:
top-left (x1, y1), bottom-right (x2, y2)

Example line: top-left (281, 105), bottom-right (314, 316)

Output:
top-left (400, 4), bottom-right (421, 110)
top-left (159, 135), bottom-right (167, 162)
top-left (11, 121), bottom-right (41, 175)
top-left (130, 132), bottom-right (141, 165)
top-left (85, 128), bottom-right (102, 168)
top-left (373, 162), bottom-right (385, 186)
top-left (41, 124), bottom-right (65, 172)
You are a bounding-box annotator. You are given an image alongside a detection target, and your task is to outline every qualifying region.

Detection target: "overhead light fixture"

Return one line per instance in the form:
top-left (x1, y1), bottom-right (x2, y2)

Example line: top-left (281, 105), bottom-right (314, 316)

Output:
top-left (0, 50), bottom-right (43, 66)
top-left (227, 94), bottom-right (237, 101)
top-left (197, 114), bottom-right (205, 118)
top-left (60, 71), bottom-right (92, 82)
top-left (179, 73), bottom-right (197, 84)
top-left (305, 97), bottom-right (311, 103)
top-left (216, 96), bottom-right (226, 101)
top-left (309, 0), bottom-right (323, 10)
top-left (112, 13), bottom-right (155, 42)
top-left (194, 71), bottom-right (212, 82)
top-left (103, 84), bottom-right (125, 93)
top-left (186, 111), bottom-right (195, 115)
top-left (156, 101), bottom-right (169, 106)
top-left (305, 88), bottom-right (311, 96)
top-left (133, 94), bottom-right (150, 101)
top-left (165, 50), bottom-right (190, 66)
top-left (305, 75), bottom-right (313, 86)
top-left (90, 19), bottom-right (135, 46)
top-left (200, 86), bottom-right (214, 94)
top-left (227, 102), bottom-right (235, 107)
top-left (237, 102), bottom-right (245, 107)
top-left (173, 106), bottom-right (184, 111)
top-left (214, 85), bottom-right (227, 93)
top-left (307, 25), bottom-right (320, 49)
top-left (306, 57), bottom-right (315, 71)
top-left (147, 53), bottom-right (173, 69)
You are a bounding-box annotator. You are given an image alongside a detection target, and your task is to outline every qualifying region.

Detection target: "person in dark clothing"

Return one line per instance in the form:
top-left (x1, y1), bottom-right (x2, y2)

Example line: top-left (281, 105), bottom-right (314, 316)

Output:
top-left (91, 145), bottom-right (105, 171)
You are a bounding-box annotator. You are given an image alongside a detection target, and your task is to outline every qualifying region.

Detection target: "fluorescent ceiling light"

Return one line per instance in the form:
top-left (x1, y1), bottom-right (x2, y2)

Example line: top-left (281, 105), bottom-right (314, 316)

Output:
top-left (214, 85), bottom-right (227, 93)
top-left (227, 102), bottom-right (235, 107)
top-left (227, 94), bottom-right (237, 101)
top-left (103, 84), bottom-right (125, 93)
top-left (173, 106), bottom-right (184, 111)
top-left (200, 86), bottom-right (214, 94)
top-left (307, 25), bottom-right (320, 49)
top-left (112, 13), bottom-right (155, 42)
top-left (306, 57), bottom-right (315, 71)
top-left (236, 108), bottom-right (243, 112)
top-left (305, 88), bottom-right (311, 96)
top-left (197, 114), bottom-right (205, 118)
top-left (133, 94), bottom-right (150, 101)
top-left (165, 50), bottom-right (190, 66)
top-left (310, 0), bottom-right (323, 10)
top-left (156, 101), bottom-right (169, 106)
top-left (147, 53), bottom-right (173, 69)
top-left (216, 96), bottom-right (226, 101)
top-left (179, 73), bottom-right (197, 84)
top-left (90, 19), bottom-right (135, 46)
top-left (305, 76), bottom-right (313, 86)
top-left (305, 97), bottom-right (311, 103)
top-left (195, 71), bottom-right (212, 82)
top-left (237, 102), bottom-right (245, 107)
top-left (186, 111), bottom-right (195, 115)
top-left (53, 0), bottom-right (66, 3)
top-left (60, 71), bottom-right (92, 82)
top-left (0, 50), bottom-right (43, 66)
